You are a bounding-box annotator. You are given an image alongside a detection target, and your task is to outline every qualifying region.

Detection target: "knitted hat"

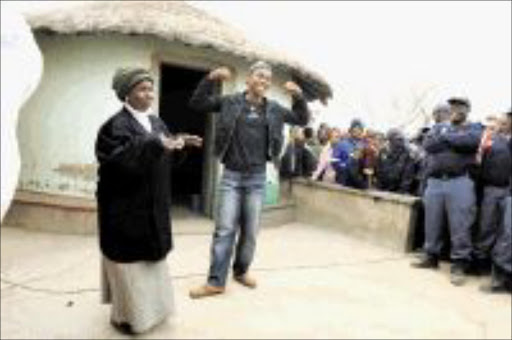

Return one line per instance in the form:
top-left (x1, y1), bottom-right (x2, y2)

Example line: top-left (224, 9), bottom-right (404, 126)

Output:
top-left (349, 118), bottom-right (364, 131)
top-left (112, 67), bottom-right (153, 101)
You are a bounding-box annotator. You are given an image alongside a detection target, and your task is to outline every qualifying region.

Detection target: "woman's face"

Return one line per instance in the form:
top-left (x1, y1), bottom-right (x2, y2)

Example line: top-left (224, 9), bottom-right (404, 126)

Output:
top-left (127, 80), bottom-right (155, 111)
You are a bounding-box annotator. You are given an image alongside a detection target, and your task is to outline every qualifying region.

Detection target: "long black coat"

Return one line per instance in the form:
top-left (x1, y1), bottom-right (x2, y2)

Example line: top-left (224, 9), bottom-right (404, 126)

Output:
top-left (95, 108), bottom-right (173, 263)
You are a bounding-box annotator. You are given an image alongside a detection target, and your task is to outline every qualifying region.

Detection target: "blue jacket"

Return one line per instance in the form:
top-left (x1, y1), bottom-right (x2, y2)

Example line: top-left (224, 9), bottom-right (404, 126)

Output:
top-left (423, 122), bottom-right (483, 178)
top-left (332, 137), bottom-right (367, 188)
top-left (332, 138), bottom-right (366, 171)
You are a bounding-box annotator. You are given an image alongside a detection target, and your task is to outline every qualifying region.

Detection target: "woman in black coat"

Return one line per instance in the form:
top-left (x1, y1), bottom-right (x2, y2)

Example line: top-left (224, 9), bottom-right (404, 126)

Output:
top-left (95, 67), bottom-right (201, 334)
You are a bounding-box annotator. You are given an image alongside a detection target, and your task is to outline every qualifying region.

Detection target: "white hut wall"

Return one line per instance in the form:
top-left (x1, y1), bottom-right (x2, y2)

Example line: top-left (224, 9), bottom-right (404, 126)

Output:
top-left (17, 33), bottom-right (294, 204)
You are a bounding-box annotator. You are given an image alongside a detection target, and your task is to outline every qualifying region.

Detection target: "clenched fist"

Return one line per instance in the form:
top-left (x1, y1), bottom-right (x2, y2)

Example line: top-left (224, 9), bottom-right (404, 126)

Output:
top-left (208, 67), bottom-right (232, 82)
top-left (283, 81), bottom-right (303, 97)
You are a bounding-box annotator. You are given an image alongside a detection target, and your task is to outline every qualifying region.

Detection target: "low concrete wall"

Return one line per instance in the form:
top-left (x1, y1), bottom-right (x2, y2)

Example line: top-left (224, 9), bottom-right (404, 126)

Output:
top-left (292, 179), bottom-right (420, 252)
top-left (1, 191), bottom-right (96, 234)
top-left (2, 190), bottom-right (296, 234)
top-left (3, 183), bottom-right (419, 253)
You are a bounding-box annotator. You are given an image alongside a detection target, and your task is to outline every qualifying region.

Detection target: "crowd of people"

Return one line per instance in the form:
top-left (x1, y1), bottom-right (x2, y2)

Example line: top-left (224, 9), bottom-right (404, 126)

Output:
top-left (280, 118), bottom-right (422, 194)
top-left (93, 60), bottom-right (510, 335)
top-left (280, 98), bottom-right (512, 293)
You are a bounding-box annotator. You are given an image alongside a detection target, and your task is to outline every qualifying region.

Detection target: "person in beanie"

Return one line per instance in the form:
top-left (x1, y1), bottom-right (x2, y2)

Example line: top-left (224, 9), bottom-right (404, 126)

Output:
top-left (331, 118), bottom-right (368, 189)
top-left (480, 109), bottom-right (512, 293)
top-left (188, 61), bottom-right (310, 298)
top-left (95, 67), bottom-right (202, 334)
top-left (375, 128), bottom-right (416, 194)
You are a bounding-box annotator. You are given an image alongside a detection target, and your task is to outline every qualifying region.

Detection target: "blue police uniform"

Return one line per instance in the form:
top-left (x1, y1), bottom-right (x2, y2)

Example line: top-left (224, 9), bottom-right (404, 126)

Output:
top-left (419, 121), bottom-right (482, 275)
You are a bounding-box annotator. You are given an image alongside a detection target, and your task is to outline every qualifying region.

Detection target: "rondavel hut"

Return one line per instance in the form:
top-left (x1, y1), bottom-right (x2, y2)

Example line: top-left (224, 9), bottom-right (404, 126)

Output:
top-left (5, 1), bottom-right (332, 233)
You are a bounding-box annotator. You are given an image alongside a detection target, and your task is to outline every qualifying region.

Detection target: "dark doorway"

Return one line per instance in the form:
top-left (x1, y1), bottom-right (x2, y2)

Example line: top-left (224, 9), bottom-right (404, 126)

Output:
top-left (159, 64), bottom-right (208, 214)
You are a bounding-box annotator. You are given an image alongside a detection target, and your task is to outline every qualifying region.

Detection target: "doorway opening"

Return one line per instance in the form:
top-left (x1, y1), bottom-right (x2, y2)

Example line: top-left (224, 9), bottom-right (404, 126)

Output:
top-left (158, 63), bottom-right (211, 216)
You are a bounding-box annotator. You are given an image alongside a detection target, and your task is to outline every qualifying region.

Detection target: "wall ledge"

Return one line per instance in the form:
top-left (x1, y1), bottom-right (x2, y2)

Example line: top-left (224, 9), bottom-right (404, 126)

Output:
top-left (13, 190), bottom-right (96, 211)
top-left (292, 179), bottom-right (420, 205)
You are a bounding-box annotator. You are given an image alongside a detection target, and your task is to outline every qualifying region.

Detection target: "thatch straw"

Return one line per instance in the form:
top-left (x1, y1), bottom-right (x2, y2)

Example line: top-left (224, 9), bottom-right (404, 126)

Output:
top-left (26, 1), bottom-right (332, 103)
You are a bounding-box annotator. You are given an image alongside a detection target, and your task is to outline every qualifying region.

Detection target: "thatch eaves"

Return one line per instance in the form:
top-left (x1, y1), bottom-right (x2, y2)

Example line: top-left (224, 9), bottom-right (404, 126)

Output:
top-left (26, 1), bottom-right (332, 103)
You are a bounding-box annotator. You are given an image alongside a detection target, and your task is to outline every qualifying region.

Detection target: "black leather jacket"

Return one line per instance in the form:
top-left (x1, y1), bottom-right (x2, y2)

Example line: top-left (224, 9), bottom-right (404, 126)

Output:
top-left (189, 77), bottom-right (310, 162)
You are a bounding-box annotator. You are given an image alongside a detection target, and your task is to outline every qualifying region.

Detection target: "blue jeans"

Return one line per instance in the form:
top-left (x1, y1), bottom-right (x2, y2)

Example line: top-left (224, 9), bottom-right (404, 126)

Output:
top-left (207, 169), bottom-right (266, 287)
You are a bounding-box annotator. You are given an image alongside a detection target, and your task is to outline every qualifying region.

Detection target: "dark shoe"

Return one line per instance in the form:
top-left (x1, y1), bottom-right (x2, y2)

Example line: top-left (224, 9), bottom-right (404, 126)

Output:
top-left (411, 255), bottom-right (439, 269)
top-left (479, 280), bottom-right (511, 294)
top-left (110, 320), bottom-right (135, 335)
top-left (480, 266), bottom-right (512, 293)
top-left (450, 263), bottom-right (468, 286)
top-left (471, 258), bottom-right (492, 276)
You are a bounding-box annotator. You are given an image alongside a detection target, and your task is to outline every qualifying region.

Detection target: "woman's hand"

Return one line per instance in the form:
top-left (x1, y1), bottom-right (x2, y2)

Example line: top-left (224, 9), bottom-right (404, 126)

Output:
top-left (177, 134), bottom-right (203, 148)
top-left (160, 134), bottom-right (185, 151)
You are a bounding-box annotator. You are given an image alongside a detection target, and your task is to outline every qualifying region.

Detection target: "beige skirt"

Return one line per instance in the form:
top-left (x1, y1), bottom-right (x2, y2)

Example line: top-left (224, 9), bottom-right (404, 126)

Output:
top-left (101, 256), bottom-right (175, 334)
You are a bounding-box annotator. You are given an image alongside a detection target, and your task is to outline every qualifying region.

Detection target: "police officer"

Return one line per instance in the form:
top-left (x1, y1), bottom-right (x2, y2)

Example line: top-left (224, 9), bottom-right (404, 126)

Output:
top-left (481, 110), bottom-right (512, 293)
top-left (412, 97), bottom-right (483, 286)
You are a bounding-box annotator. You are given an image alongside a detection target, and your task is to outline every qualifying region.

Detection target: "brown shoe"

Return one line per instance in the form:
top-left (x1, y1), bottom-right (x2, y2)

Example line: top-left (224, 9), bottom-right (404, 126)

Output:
top-left (234, 274), bottom-right (257, 289)
top-left (189, 284), bottom-right (225, 299)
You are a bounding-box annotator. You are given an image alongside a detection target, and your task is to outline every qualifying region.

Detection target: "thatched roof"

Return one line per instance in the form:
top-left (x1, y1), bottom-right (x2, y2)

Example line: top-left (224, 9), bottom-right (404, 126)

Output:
top-left (25, 1), bottom-right (332, 103)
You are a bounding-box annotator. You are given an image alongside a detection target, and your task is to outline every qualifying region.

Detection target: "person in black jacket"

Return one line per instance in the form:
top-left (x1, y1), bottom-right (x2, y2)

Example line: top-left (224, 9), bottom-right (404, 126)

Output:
top-left (280, 127), bottom-right (318, 179)
top-left (481, 109), bottom-right (512, 293)
top-left (375, 128), bottom-right (416, 194)
top-left (473, 114), bottom-right (511, 275)
top-left (412, 97), bottom-right (483, 286)
top-left (95, 67), bottom-right (201, 334)
top-left (188, 61), bottom-right (310, 299)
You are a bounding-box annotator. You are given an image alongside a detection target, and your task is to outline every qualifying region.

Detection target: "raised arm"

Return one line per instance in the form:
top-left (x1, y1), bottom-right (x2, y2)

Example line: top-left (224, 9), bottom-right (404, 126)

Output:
top-left (189, 67), bottom-right (231, 113)
top-left (281, 81), bottom-right (310, 126)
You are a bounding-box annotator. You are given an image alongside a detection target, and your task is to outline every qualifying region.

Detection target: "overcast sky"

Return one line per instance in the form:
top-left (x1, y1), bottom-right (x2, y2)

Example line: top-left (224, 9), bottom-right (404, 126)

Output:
top-left (6, 0), bottom-right (511, 133)
top-left (191, 1), bottom-right (512, 132)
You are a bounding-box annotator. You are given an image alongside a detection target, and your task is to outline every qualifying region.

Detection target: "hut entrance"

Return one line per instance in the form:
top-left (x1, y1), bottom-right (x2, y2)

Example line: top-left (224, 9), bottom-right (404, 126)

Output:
top-left (158, 64), bottom-right (215, 217)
